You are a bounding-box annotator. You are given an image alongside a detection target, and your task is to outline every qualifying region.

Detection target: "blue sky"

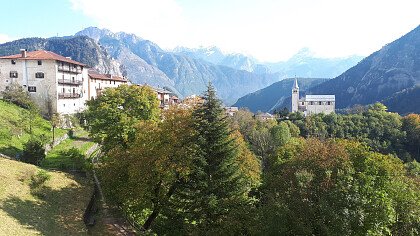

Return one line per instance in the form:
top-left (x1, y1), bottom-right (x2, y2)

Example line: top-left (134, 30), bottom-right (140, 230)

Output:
top-left (0, 0), bottom-right (93, 38)
top-left (0, 0), bottom-right (419, 62)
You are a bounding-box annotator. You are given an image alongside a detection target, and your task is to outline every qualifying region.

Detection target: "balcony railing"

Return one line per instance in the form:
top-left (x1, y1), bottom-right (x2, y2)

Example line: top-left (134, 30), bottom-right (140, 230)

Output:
top-left (58, 79), bottom-right (83, 85)
top-left (58, 66), bottom-right (82, 74)
top-left (58, 93), bottom-right (81, 99)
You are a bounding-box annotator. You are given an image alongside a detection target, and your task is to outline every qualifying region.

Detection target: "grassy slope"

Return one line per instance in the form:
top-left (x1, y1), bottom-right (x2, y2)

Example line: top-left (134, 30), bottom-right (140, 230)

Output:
top-left (0, 158), bottom-right (92, 235)
top-left (41, 129), bottom-right (95, 170)
top-left (0, 100), bottom-right (67, 157)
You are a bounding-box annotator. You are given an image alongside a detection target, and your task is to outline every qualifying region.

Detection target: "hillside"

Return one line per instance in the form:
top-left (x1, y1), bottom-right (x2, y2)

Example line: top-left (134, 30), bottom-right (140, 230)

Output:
top-left (0, 158), bottom-right (92, 235)
top-left (309, 25), bottom-right (420, 111)
top-left (76, 27), bottom-right (282, 105)
top-left (0, 100), bottom-right (66, 157)
top-left (0, 36), bottom-right (120, 75)
top-left (233, 78), bottom-right (328, 113)
top-left (382, 85), bottom-right (420, 114)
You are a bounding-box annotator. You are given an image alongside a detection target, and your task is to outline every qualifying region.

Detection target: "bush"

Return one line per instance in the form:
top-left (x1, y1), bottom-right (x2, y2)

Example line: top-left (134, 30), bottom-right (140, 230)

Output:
top-left (21, 139), bottom-right (46, 165)
top-left (31, 170), bottom-right (51, 187)
top-left (1, 83), bottom-right (35, 109)
top-left (60, 147), bottom-right (87, 170)
top-left (30, 170), bottom-right (51, 198)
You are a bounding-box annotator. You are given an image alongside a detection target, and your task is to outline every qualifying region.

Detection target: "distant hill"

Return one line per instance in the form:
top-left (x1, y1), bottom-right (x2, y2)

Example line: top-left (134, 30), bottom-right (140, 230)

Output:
top-left (0, 36), bottom-right (121, 75)
top-left (76, 27), bottom-right (282, 104)
top-left (233, 78), bottom-right (328, 113)
top-left (309, 25), bottom-right (420, 111)
top-left (382, 85), bottom-right (420, 114)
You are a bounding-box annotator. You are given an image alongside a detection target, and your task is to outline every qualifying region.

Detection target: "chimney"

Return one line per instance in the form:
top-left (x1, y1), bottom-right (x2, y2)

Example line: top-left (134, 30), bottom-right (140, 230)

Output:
top-left (66, 56), bottom-right (72, 60)
top-left (20, 49), bottom-right (27, 58)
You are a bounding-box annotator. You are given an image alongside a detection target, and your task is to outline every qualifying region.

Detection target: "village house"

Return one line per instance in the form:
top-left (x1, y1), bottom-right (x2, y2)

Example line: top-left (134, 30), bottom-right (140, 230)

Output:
top-left (291, 78), bottom-right (335, 115)
top-left (255, 112), bottom-right (275, 121)
top-left (0, 49), bottom-right (131, 115)
top-left (224, 106), bottom-right (239, 116)
top-left (0, 49), bottom-right (89, 114)
top-left (87, 69), bottom-right (128, 99)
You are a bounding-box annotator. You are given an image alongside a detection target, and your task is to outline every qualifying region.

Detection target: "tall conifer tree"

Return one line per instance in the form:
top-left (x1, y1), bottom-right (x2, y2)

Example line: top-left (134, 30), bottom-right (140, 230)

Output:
top-left (186, 83), bottom-right (250, 233)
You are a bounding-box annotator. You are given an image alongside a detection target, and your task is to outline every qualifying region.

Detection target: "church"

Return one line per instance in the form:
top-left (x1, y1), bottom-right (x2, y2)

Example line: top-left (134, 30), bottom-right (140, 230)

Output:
top-left (291, 78), bottom-right (335, 115)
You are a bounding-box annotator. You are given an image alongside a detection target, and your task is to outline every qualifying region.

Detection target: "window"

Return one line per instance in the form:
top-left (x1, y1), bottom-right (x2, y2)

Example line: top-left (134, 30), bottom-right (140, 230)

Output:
top-left (319, 101), bottom-right (322, 105)
top-left (28, 86), bottom-right (36, 92)
top-left (301, 102), bottom-right (304, 105)
top-left (114, 81), bottom-right (116, 85)
top-left (10, 71), bottom-right (18, 78)
top-left (11, 60), bottom-right (16, 65)
top-left (5, 86), bottom-right (9, 90)
top-left (327, 101), bottom-right (331, 105)
top-left (5, 80), bottom-right (8, 83)
top-left (310, 101), bottom-right (313, 105)
top-left (35, 72), bottom-right (44, 78)
top-left (74, 103), bottom-right (76, 106)
top-left (37, 60), bottom-right (42, 65)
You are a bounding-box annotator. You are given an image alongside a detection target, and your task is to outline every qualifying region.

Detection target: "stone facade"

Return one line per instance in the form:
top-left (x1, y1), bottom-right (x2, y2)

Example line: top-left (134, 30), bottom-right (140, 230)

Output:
top-left (0, 50), bottom-right (131, 115)
top-left (0, 50), bottom-right (88, 115)
top-left (291, 78), bottom-right (335, 115)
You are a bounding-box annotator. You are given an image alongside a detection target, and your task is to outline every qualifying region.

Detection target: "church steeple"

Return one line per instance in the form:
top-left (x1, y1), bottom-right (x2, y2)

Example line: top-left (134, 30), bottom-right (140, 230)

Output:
top-left (291, 77), bottom-right (299, 112)
top-left (293, 77), bottom-right (299, 89)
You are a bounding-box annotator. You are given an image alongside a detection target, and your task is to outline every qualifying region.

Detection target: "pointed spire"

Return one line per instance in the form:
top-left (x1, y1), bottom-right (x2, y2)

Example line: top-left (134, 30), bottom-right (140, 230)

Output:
top-left (293, 77), bottom-right (299, 89)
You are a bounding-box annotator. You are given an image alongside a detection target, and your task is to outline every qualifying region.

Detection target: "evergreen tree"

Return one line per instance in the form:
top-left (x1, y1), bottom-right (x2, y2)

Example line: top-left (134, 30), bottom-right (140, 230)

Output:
top-left (186, 83), bottom-right (251, 233)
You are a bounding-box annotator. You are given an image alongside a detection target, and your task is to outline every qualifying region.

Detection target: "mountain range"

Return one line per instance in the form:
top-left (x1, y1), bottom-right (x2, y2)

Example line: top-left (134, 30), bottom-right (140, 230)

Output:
top-left (0, 27), bottom-right (363, 105)
top-left (235, 25), bottom-right (420, 114)
top-left (174, 46), bottom-right (363, 78)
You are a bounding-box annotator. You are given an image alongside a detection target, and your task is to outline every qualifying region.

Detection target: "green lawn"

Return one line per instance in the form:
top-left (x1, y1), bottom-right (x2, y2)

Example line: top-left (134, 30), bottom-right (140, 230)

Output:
top-left (0, 100), bottom-right (67, 157)
top-left (41, 129), bottom-right (95, 170)
top-left (0, 158), bottom-right (92, 235)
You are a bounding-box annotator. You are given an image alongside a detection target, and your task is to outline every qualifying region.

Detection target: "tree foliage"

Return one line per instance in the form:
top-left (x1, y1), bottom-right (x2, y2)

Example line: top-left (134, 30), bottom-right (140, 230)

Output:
top-left (84, 84), bottom-right (160, 151)
top-left (260, 138), bottom-right (420, 235)
top-left (21, 139), bottom-right (46, 165)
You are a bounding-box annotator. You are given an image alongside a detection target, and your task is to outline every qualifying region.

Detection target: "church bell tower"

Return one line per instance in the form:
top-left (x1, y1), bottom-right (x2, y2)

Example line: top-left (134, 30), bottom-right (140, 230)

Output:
top-left (292, 78), bottom-right (299, 112)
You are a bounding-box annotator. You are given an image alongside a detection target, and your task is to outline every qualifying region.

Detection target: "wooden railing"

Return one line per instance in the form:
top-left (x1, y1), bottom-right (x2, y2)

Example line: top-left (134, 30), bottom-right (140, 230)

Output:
top-left (57, 79), bottom-right (83, 85)
top-left (58, 93), bottom-right (81, 99)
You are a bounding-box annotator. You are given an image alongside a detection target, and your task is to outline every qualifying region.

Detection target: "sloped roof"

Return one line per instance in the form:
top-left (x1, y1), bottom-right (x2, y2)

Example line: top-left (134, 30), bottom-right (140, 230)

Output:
top-left (88, 69), bottom-right (128, 82)
top-left (305, 95), bottom-right (335, 101)
top-left (0, 50), bottom-right (86, 66)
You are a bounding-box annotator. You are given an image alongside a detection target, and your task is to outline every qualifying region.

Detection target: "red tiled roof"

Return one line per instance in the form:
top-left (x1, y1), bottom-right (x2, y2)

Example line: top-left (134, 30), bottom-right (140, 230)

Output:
top-left (0, 50), bottom-right (86, 66)
top-left (88, 69), bottom-right (128, 82)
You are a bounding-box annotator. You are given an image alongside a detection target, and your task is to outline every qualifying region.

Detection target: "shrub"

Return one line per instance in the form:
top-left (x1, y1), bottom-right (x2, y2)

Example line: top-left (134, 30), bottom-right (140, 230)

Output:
top-left (61, 147), bottom-right (87, 170)
top-left (1, 83), bottom-right (35, 109)
top-left (21, 139), bottom-right (46, 165)
top-left (30, 170), bottom-right (51, 198)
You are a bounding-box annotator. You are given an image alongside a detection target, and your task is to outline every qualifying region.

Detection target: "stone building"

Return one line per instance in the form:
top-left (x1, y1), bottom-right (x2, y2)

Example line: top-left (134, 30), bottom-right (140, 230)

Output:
top-left (0, 50), bottom-right (131, 115)
top-left (0, 50), bottom-right (89, 114)
top-left (291, 78), bottom-right (335, 115)
top-left (87, 69), bottom-right (128, 100)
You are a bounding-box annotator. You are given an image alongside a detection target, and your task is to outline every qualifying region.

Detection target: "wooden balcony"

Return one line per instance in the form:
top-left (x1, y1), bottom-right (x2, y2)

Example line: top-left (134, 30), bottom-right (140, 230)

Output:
top-left (58, 93), bottom-right (81, 99)
top-left (58, 66), bottom-right (82, 74)
top-left (58, 79), bottom-right (83, 85)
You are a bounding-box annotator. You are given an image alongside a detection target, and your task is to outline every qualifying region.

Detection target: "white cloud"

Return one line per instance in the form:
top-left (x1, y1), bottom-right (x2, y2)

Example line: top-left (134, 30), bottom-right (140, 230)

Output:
top-left (0, 34), bottom-right (13, 44)
top-left (70, 0), bottom-right (420, 62)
